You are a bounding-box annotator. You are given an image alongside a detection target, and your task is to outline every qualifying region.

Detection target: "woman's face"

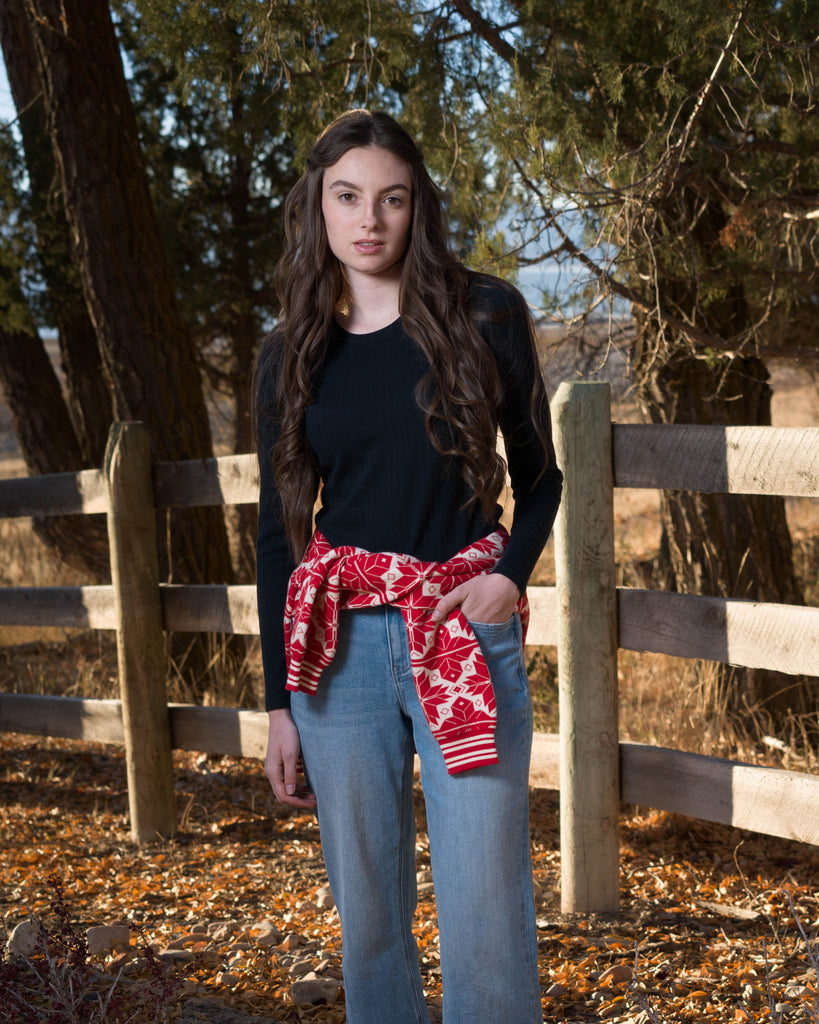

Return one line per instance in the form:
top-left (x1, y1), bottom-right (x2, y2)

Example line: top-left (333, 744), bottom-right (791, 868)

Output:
top-left (321, 145), bottom-right (413, 287)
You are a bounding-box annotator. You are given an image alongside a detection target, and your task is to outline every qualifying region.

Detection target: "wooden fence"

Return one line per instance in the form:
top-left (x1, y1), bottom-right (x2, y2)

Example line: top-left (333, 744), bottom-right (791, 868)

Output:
top-left (1, 381), bottom-right (818, 914)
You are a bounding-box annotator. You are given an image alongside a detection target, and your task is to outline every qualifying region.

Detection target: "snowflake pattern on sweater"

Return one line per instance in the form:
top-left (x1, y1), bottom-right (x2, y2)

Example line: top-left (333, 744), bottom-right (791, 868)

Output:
top-left (284, 528), bottom-right (529, 774)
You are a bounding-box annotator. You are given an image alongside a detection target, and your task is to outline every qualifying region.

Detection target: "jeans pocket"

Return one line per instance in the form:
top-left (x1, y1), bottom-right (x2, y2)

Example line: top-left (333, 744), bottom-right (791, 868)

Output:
top-left (464, 611), bottom-right (516, 630)
top-left (466, 612), bottom-right (530, 701)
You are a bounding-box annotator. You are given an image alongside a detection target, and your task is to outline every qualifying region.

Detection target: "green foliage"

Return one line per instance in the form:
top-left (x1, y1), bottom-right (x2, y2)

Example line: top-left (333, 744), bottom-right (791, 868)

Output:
top-left (479, 0), bottom-right (819, 351)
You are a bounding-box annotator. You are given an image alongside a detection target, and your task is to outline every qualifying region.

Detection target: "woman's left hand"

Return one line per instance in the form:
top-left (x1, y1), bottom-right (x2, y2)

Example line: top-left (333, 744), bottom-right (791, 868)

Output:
top-left (430, 572), bottom-right (520, 626)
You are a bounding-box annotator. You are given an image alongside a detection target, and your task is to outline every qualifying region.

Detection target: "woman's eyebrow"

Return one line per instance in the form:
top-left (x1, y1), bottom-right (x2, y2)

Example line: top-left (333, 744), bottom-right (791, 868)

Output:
top-left (326, 178), bottom-right (411, 194)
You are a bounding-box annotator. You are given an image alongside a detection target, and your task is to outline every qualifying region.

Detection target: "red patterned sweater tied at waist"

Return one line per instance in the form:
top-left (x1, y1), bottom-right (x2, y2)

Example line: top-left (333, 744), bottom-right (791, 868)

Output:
top-left (284, 527), bottom-right (529, 775)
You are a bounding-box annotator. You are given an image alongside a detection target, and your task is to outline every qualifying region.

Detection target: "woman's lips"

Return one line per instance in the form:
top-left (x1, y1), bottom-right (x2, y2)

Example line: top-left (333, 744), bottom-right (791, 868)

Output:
top-left (353, 239), bottom-right (384, 253)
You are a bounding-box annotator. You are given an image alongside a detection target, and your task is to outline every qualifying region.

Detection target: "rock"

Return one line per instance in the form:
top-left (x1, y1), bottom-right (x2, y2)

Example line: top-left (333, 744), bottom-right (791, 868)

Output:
top-left (157, 947), bottom-right (195, 965)
top-left (315, 887), bottom-right (335, 910)
top-left (291, 975), bottom-right (340, 1005)
top-left (197, 950), bottom-right (225, 968)
top-left (251, 920), bottom-right (283, 947)
top-left (784, 984), bottom-right (810, 998)
top-left (208, 921), bottom-right (239, 941)
top-left (545, 982), bottom-right (569, 998)
top-left (86, 924), bottom-right (131, 956)
top-left (296, 900), bottom-right (319, 917)
top-left (7, 919), bottom-right (40, 956)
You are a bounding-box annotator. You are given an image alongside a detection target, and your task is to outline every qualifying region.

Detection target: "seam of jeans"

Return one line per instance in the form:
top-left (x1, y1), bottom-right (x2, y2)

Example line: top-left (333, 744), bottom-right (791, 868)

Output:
top-left (396, 731), bottom-right (428, 1024)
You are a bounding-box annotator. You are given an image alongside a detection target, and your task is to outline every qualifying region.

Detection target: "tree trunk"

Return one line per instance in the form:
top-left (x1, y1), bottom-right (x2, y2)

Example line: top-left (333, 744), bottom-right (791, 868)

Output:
top-left (0, 319), bottom-right (110, 578)
top-left (637, 341), bottom-right (810, 726)
top-left (227, 86), bottom-right (258, 584)
top-left (21, 0), bottom-right (242, 695)
top-left (0, 0), bottom-right (110, 577)
top-left (0, 0), bottom-right (114, 468)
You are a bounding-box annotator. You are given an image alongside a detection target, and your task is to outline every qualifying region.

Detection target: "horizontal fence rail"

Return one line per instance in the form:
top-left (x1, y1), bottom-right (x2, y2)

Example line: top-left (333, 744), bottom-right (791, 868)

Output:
top-left (5, 691), bottom-right (819, 848)
top-left (3, 582), bottom-right (816, 676)
top-left (614, 424), bottom-right (819, 496)
top-left (0, 467), bottom-right (108, 518)
top-left (1, 389), bottom-right (818, 913)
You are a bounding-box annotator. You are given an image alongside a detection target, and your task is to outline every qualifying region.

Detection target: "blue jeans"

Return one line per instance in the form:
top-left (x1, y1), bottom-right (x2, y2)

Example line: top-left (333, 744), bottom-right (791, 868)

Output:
top-left (291, 605), bottom-right (541, 1024)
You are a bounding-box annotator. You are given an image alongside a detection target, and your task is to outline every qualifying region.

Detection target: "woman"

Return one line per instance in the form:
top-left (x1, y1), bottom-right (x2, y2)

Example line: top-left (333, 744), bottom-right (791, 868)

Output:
top-left (255, 109), bottom-right (562, 1024)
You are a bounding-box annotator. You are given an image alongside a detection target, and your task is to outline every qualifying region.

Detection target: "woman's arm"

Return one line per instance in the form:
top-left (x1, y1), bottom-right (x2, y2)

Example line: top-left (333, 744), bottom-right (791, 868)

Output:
top-left (255, 341), bottom-right (314, 806)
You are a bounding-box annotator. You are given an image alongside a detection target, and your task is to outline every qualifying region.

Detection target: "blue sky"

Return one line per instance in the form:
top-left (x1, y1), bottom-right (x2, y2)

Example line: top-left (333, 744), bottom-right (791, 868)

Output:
top-left (0, 60), bottom-right (11, 123)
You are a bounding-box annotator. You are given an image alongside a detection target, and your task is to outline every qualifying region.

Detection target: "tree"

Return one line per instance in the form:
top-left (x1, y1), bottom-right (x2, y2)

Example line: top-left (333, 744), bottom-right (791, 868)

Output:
top-left (111, 3), bottom-right (303, 578)
top-left (109, 0), bottom-right (500, 575)
top-left (0, 0), bottom-right (112, 578)
top-left (10, 0), bottom-right (243, 696)
top-left (431, 0), bottom-right (819, 724)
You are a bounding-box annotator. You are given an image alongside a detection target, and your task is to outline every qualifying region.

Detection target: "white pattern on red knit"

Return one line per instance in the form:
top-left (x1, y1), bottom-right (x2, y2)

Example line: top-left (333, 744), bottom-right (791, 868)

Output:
top-left (284, 528), bottom-right (529, 774)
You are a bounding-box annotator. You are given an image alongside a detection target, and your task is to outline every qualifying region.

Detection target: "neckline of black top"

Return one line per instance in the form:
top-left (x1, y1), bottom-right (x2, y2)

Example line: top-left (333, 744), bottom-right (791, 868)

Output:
top-left (333, 316), bottom-right (402, 342)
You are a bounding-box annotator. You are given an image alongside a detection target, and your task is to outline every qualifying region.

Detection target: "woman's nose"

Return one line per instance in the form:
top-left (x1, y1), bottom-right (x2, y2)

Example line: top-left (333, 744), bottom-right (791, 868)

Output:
top-left (360, 200), bottom-right (379, 227)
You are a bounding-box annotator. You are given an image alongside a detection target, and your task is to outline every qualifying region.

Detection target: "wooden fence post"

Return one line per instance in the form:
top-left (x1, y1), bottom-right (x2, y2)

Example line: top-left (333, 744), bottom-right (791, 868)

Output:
top-left (553, 382), bottom-right (620, 913)
top-left (104, 422), bottom-right (176, 843)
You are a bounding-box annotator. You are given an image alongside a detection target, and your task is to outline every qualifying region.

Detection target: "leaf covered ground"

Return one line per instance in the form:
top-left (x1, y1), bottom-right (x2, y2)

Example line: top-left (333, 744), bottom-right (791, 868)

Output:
top-left (2, 733), bottom-right (819, 1024)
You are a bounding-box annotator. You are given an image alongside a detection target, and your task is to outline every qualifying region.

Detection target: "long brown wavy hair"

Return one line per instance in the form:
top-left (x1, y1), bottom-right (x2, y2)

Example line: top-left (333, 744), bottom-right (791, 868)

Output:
top-left (257, 109), bottom-right (550, 559)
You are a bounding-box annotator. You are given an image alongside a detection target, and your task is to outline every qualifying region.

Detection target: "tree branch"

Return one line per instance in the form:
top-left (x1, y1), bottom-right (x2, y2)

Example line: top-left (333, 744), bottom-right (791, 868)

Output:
top-left (448, 0), bottom-right (517, 65)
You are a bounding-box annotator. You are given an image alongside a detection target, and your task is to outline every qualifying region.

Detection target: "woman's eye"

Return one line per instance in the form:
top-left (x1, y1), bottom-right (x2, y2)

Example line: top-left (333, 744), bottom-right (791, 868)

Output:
top-left (338, 192), bottom-right (356, 203)
top-left (384, 195), bottom-right (404, 207)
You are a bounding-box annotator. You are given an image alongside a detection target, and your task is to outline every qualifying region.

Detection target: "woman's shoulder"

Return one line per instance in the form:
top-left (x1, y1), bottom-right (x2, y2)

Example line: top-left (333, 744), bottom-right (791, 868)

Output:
top-left (467, 272), bottom-right (528, 317)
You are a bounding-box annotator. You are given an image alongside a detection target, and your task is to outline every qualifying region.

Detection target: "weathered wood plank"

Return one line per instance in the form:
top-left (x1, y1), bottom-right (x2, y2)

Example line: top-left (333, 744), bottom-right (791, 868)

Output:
top-left (525, 586), bottom-right (558, 646)
top-left (530, 731), bottom-right (560, 790)
top-left (553, 382), bottom-right (620, 914)
top-left (621, 742), bottom-right (819, 846)
top-left (6, 581), bottom-right (812, 679)
top-left (0, 586), bottom-right (117, 628)
top-left (618, 589), bottom-right (819, 675)
top-left (105, 422), bottom-right (176, 843)
top-left (153, 454), bottom-right (258, 509)
top-left (0, 468), bottom-right (107, 518)
top-left (169, 705), bottom-right (268, 759)
top-left (0, 694), bottom-right (124, 744)
top-left (160, 584), bottom-right (259, 634)
top-left (0, 692), bottom-right (560, 789)
top-left (614, 424), bottom-right (819, 496)
top-left (8, 696), bottom-right (819, 848)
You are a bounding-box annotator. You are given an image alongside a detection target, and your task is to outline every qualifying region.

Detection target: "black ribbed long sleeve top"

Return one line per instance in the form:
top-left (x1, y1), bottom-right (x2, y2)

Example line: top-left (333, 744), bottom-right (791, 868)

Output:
top-left (255, 278), bottom-right (563, 710)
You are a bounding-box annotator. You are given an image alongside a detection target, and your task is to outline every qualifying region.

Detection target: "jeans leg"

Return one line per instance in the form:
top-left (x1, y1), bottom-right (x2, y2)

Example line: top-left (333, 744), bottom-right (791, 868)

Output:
top-left (290, 607), bottom-right (428, 1024)
top-left (400, 613), bottom-right (542, 1024)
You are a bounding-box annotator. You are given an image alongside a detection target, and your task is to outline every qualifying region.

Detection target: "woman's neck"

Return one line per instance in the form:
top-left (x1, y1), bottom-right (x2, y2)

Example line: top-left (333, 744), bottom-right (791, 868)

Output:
top-left (335, 273), bottom-right (401, 334)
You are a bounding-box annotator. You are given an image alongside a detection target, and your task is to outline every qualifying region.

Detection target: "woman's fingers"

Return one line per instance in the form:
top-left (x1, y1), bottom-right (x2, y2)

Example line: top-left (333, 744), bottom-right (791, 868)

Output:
top-left (265, 709), bottom-right (317, 808)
